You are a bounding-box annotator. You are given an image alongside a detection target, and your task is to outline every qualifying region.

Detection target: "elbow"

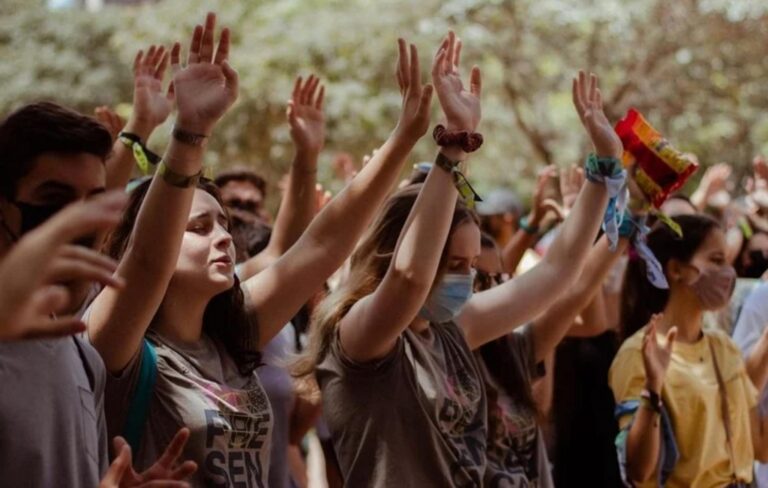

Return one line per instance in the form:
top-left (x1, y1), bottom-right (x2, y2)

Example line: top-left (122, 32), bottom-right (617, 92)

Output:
top-left (627, 462), bottom-right (655, 485)
top-left (389, 266), bottom-right (434, 295)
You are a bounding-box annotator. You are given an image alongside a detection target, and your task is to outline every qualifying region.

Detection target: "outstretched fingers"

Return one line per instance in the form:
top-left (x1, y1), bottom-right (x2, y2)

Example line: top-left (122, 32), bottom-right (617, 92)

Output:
top-left (213, 27), bottom-right (230, 66)
top-left (469, 65), bottom-right (482, 96)
top-left (199, 12), bottom-right (216, 63)
top-left (397, 38), bottom-right (409, 93)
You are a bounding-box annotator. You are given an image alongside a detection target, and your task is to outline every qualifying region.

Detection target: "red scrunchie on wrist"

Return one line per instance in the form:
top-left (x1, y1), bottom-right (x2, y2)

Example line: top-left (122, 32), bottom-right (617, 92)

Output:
top-left (433, 125), bottom-right (483, 153)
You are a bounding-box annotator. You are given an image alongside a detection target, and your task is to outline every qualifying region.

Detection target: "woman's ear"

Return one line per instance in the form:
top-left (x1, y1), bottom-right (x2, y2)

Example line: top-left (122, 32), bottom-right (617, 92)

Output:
top-left (666, 258), bottom-right (684, 283)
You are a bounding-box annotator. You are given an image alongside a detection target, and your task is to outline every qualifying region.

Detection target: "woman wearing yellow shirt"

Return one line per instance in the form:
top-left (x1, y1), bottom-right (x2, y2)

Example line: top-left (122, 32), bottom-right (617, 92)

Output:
top-left (610, 214), bottom-right (768, 487)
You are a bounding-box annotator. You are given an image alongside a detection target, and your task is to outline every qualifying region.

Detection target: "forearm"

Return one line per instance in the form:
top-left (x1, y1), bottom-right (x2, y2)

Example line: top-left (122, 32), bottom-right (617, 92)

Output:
top-left (338, 152), bottom-right (459, 362)
top-left (746, 328), bottom-right (768, 393)
top-left (105, 119), bottom-right (157, 190)
top-left (626, 406), bottom-right (662, 483)
top-left (88, 137), bottom-right (203, 372)
top-left (391, 153), bottom-right (458, 286)
top-left (267, 148), bottom-right (318, 254)
top-left (305, 131), bottom-right (416, 263)
top-left (501, 226), bottom-right (537, 275)
top-left (532, 236), bottom-right (627, 361)
top-left (542, 180), bottom-right (607, 283)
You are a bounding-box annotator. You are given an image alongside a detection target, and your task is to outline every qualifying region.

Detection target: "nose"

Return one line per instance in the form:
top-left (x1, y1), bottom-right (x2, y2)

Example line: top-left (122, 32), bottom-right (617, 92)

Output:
top-left (213, 222), bottom-right (233, 251)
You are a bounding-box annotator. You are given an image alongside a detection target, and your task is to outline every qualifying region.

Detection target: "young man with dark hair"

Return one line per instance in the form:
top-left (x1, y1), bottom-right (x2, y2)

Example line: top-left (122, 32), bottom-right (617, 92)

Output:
top-left (0, 90), bottom-right (194, 486)
top-left (214, 167), bottom-right (271, 223)
top-left (0, 101), bottom-right (116, 487)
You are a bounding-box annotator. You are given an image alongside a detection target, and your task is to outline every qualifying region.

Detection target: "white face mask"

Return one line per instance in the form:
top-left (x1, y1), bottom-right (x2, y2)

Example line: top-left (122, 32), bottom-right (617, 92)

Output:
top-left (418, 272), bottom-right (475, 323)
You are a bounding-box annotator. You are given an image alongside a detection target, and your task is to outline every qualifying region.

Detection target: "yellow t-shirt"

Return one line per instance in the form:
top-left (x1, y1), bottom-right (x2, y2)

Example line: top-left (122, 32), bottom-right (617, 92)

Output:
top-left (609, 327), bottom-right (759, 487)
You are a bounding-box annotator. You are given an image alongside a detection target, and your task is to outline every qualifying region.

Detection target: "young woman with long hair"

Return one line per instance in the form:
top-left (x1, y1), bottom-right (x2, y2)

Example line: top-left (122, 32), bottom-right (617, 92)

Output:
top-left (295, 32), bottom-right (618, 486)
top-left (84, 14), bottom-right (434, 486)
top-left (610, 214), bottom-right (768, 486)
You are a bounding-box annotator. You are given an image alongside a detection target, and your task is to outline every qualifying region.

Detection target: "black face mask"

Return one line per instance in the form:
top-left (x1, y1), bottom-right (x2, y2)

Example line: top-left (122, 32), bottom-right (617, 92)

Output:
top-left (14, 201), bottom-right (66, 236)
top-left (744, 250), bottom-right (768, 278)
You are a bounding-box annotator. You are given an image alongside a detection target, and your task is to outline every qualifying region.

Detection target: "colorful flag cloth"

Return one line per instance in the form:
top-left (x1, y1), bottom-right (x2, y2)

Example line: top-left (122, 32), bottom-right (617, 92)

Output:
top-left (615, 108), bottom-right (698, 208)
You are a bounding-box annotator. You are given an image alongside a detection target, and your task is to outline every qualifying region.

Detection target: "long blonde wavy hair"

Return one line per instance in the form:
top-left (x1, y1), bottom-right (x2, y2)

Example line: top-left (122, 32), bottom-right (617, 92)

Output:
top-left (293, 183), bottom-right (479, 378)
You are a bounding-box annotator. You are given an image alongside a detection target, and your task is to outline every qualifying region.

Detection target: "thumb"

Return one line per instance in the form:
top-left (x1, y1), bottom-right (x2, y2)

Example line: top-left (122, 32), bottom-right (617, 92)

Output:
top-left (102, 444), bottom-right (130, 487)
top-left (665, 326), bottom-right (678, 353)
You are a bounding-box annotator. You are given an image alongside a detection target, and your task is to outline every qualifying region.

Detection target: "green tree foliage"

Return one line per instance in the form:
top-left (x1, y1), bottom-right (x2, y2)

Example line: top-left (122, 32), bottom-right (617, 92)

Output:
top-left (1, 0), bottom-right (767, 200)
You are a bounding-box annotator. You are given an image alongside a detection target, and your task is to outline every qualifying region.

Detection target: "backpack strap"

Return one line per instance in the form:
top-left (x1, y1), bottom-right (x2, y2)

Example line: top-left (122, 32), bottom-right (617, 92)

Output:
top-left (122, 339), bottom-right (158, 453)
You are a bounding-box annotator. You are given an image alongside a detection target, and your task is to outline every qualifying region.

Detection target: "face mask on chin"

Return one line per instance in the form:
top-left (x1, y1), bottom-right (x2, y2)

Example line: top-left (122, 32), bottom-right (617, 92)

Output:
top-left (685, 263), bottom-right (737, 311)
top-left (418, 271), bottom-right (475, 324)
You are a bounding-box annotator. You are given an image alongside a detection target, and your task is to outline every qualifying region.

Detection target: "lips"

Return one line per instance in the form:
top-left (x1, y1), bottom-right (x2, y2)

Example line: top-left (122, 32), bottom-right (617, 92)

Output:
top-left (211, 256), bottom-right (233, 265)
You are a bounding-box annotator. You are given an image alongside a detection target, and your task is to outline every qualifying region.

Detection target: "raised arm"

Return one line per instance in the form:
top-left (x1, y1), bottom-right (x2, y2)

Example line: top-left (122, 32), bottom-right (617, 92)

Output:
top-left (88, 13), bottom-right (238, 372)
top-left (243, 38), bottom-right (434, 348)
top-left (626, 314), bottom-right (676, 483)
top-left (529, 234), bottom-right (628, 362)
top-left (105, 45), bottom-right (174, 190)
top-left (459, 72), bottom-right (617, 349)
top-left (501, 165), bottom-right (559, 275)
top-left (339, 33), bottom-right (480, 362)
top-left (238, 76), bottom-right (325, 280)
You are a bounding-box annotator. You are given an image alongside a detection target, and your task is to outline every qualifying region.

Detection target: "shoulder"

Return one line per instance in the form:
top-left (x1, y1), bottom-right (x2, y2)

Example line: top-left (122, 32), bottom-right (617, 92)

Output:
top-left (705, 328), bottom-right (742, 357)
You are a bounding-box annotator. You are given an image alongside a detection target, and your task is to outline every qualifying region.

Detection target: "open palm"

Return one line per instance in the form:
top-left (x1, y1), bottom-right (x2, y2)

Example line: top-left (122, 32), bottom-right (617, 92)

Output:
top-left (287, 74), bottom-right (325, 154)
top-left (642, 314), bottom-right (676, 391)
top-left (431, 31), bottom-right (481, 132)
top-left (572, 71), bottom-right (622, 158)
top-left (133, 45), bottom-right (173, 128)
top-left (171, 13), bottom-right (238, 135)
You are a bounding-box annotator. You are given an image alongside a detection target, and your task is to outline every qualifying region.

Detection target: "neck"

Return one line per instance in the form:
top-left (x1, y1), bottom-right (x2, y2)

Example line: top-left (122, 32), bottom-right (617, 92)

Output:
top-left (660, 292), bottom-right (703, 343)
top-left (409, 316), bottom-right (430, 334)
top-left (153, 283), bottom-right (209, 344)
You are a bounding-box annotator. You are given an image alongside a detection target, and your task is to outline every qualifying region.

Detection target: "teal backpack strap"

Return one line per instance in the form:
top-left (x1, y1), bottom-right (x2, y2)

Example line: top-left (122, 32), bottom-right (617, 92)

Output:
top-left (123, 339), bottom-right (158, 453)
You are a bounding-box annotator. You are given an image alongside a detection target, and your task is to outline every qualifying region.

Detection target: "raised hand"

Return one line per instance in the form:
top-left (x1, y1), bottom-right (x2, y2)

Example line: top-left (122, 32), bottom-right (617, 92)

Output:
top-left (529, 165), bottom-right (560, 225)
top-left (572, 71), bottom-right (622, 159)
top-left (95, 106), bottom-right (126, 142)
top-left (0, 191), bottom-right (127, 341)
top-left (560, 164), bottom-right (585, 211)
top-left (431, 31), bottom-right (481, 132)
top-left (170, 12), bottom-right (238, 136)
top-left (641, 313), bottom-right (676, 393)
top-left (287, 75), bottom-right (326, 157)
top-left (130, 45), bottom-right (174, 131)
top-left (393, 38), bottom-right (434, 143)
top-left (109, 428), bottom-right (197, 487)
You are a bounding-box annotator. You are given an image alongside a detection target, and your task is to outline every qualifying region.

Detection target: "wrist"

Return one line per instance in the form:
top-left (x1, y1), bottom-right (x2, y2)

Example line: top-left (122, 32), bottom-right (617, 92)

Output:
top-left (123, 119), bottom-right (157, 141)
top-left (294, 146), bottom-right (320, 163)
top-left (174, 117), bottom-right (214, 139)
top-left (163, 138), bottom-right (205, 175)
top-left (392, 125), bottom-right (423, 148)
top-left (527, 211), bottom-right (542, 228)
top-left (645, 379), bottom-right (663, 394)
top-left (438, 145), bottom-right (467, 163)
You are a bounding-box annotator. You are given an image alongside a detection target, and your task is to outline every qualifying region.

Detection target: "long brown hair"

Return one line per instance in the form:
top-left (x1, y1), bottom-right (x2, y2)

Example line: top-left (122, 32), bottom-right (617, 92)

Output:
top-left (105, 178), bottom-right (260, 376)
top-left (293, 184), bottom-right (479, 377)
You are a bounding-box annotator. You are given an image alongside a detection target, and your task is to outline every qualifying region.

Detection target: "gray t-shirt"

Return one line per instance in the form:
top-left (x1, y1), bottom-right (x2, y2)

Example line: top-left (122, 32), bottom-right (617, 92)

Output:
top-left (478, 326), bottom-right (553, 487)
top-left (317, 321), bottom-right (487, 487)
top-left (0, 336), bottom-right (108, 487)
top-left (105, 331), bottom-right (273, 487)
top-left (257, 324), bottom-right (297, 488)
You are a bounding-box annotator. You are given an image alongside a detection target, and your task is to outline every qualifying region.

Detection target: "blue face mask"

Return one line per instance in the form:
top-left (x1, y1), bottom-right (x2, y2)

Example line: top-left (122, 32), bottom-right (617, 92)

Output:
top-left (419, 272), bottom-right (475, 324)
